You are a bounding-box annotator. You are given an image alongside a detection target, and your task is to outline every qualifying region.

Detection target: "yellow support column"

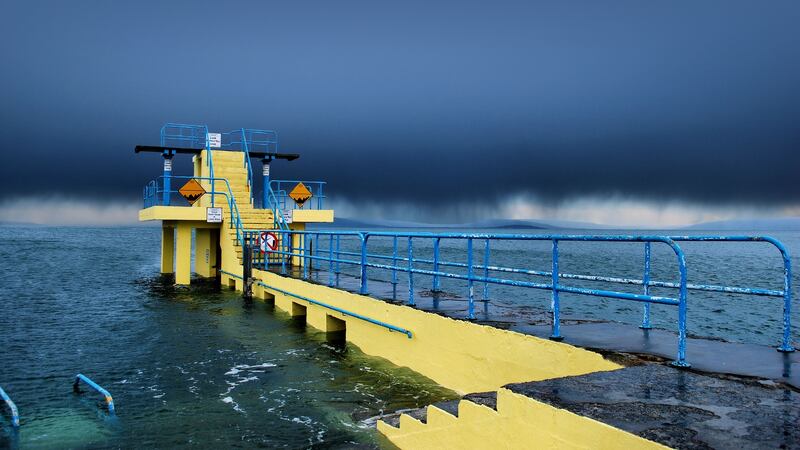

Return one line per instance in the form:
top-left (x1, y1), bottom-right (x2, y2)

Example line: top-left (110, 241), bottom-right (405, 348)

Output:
top-left (161, 226), bottom-right (174, 274)
top-left (195, 228), bottom-right (216, 278)
top-left (290, 223), bottom-right (306, 267)
top-left (175, 223), bottom-right (192, 285)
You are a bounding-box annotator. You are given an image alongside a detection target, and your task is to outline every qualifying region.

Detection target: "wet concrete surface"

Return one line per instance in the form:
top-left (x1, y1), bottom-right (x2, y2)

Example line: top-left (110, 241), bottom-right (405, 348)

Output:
top-left (282, 269), bottom-right (800, 448)
top-left (292, 268), bottom-right (799, 389)
top-left (506, 365), bottom-right (800, 449)
top-left (515, 322), bottom-right (800, 389)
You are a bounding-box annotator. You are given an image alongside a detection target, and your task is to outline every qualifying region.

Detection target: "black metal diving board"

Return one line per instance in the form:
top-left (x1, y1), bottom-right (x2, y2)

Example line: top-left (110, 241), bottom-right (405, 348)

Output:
top-left (134, 145), bottom-right (300, 160)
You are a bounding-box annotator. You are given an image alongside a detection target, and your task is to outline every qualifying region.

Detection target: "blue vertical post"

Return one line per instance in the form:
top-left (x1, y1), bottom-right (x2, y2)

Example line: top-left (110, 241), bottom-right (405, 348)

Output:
top-left (641, 242), bottom-right (652, 329)
top-left (335, 235), bottom-right (341, 286)
top-left (483, 238), bottom-right (490, 300)
top-left (408, 237), bottom-right (415, 306)
top-left (777, 246), bottom-right (795, 352)
top-left (205, 126), bottom-right (215, 207)
top-left (281, 231), bottom-right (287, 275)
top-left (432, 238), bottom-right (441, 292)
top-left (550, 239), bottom-right (562, 340)
top-left (309, 234), bottom-right (315, 273)
top-left (359, 234), bottom-right (368, 294)
top-left (391, 236), bottom-right (398, 287)
top-left (328, 234), bottom-right (334, 287)
top-left (303, 235), bottom-right (309, 279)
top-left (467, 237), bottom-right (475, 319)
top-left (262, 157), bottom-right (272, 210)
top-left (162, 150), bottom-right (174, 206)
top-left (671, 247), bottom-right (690, 368)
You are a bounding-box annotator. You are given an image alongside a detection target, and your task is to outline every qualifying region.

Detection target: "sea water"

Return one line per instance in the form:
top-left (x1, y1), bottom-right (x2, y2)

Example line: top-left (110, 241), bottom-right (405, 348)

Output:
top-left (0, 226), bottom-right (456, 448)
top-left (1, 225), bottom-right (798, 447)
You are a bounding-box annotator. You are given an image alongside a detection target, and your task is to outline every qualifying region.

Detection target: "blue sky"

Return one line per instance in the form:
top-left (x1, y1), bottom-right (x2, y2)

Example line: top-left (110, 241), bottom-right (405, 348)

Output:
top-left (1, 0), bottom-right (798, 226)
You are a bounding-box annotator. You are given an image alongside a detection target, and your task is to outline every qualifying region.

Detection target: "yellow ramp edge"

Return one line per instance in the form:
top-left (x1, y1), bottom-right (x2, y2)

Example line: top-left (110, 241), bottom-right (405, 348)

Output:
top-left (251, 269), bottom-right (621, 394)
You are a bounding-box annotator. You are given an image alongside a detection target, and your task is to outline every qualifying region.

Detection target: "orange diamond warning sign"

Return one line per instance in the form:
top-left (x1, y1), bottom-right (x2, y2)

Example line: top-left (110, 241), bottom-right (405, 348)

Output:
top-left (289, 182), bottom-right (313, 208)
top-left (179, 179), bottom-right (206, 205)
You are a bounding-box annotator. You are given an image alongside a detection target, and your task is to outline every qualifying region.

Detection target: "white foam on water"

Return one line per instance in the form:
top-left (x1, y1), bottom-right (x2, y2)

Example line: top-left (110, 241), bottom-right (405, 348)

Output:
top-left (225, 362), bottom-right (277, 376)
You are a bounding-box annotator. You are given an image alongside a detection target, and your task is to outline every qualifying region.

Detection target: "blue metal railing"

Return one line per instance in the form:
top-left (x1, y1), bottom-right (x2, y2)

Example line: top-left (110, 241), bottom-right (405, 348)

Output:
top-left (142, 175), bottom-right (246, 246)
top-left (242, 230), bottom-right (798, 367)
top-left (160, 123), bottom-right (207, 149)
top-left (213, 128), bottom-right (279, 206)
top-left (0, 386), bottom-right (19, 427)
top-left (73, 374), bottom-right (115, 414)
top-left (245, 230), bottom-right (692, 367)
top-left (221, 269), bottom-right (414, 338)
top-left (269, 180), bottom-right (327, 210)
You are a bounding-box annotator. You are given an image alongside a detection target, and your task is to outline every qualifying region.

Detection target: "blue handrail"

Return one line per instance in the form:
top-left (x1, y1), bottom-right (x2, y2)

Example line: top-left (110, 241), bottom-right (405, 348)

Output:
top-left (204, 125), bottom-right (216, 207)
top-left (247, 230), bottom-right (692, 367)
top-left (243, 230), bottom-right (799, 367)
top-left (73, 374), bottom-right (115, 414)
top-left (269, 180), bottom-right (327, 210)
top-left (240, 128), bottom-right (254, 205)
top-left (142, 175), bottom-right (246, 246)
top-left (0, 386), bottom-right (19, 427)
top-left (257, 281), bottom-right (413, 338)
top-left (666, 235), bottom-right (794, 352)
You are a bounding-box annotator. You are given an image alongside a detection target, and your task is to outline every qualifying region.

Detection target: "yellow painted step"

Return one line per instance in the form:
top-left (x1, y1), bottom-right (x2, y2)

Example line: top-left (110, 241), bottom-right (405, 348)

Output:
top-left (457, 400), bottom-right (498, 423)
top-left (398, 414), bottom-right (427, 433)
top-left (426, 405), bottom-right (458, 428)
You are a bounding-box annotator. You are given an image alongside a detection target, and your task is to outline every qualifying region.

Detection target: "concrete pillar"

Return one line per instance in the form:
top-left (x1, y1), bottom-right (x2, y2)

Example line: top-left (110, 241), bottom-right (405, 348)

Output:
top-left (290, 223), bottom-right (306, 267)
top-left (175, 223), bottom-right (192, 285)
top-left (161, 226), bottom-right (174, 274)
top-left (195, 228), bottom-right (217, 278)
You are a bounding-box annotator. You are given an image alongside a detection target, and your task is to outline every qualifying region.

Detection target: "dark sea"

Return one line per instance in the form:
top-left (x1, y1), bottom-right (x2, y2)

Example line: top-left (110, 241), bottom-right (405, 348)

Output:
top-left (1, 225), bottom-right (798, 448)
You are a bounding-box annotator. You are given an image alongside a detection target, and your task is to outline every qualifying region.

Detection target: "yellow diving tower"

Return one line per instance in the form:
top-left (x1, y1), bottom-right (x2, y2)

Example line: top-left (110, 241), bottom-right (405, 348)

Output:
top-left (136, 123), bottom-right (333, 286)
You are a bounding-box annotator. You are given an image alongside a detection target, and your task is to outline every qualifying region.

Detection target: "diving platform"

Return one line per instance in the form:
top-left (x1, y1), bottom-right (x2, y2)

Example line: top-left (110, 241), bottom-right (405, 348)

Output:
top-left (135, 123), bottom-right (797, 450)
top-left (137, 123), bottom-right (333, 285)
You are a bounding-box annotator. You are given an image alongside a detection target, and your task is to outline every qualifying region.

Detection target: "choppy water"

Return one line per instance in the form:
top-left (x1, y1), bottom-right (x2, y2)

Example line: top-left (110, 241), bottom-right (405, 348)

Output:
top-left (0, 226), bottom-right (456, 448)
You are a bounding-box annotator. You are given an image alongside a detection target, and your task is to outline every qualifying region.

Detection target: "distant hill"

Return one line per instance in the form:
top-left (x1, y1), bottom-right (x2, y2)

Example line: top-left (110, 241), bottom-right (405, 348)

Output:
top-left (314, 217), bottom-right (608, 230)
top-left (685, 217), bottom-right (800, 231)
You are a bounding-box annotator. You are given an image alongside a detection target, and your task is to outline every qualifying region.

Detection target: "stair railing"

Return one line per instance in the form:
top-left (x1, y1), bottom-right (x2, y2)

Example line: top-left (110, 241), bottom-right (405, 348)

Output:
top-left (240, 128), bottom-right (254, 206)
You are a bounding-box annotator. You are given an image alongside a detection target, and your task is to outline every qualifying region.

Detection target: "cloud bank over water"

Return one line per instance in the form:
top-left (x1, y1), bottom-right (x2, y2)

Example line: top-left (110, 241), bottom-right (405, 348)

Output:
top-left (1, 194), bottom-right (794, 228)
top-left (0, 197), bottom-right (141, 226)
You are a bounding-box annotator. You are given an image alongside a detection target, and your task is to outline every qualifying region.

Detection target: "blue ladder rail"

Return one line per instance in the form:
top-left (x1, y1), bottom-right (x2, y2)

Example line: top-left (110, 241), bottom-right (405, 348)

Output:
top-left (0, 386), bottom-right (19, 427)
top-left (73, 374), bottom-right (115, 414)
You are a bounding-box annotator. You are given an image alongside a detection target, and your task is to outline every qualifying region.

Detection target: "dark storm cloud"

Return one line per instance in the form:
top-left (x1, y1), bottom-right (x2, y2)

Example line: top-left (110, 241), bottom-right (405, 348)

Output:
top-left (1, 0), bottom-right (798, 211)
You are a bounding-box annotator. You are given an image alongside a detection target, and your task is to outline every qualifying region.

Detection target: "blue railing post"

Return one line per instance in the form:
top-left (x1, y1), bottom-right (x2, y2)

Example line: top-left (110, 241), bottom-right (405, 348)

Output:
top-left (641, 242), bottom-right (652, 329)
top-left (392, 236), bottom-right (398, 287)
top-left (777, 245), bottom-right (795, 352)
top-left (335, 235), bottom-right (341, 286)
top-left (408, 237), bottom-right (415, 306)
top-left (483, 238), bottom-right (490, 300)
top-left (303, 235), bottom-right (311, 279)
top-left (359, 233), bottom-right (369, 294)
top-left (281, 231), bottom-right (287, 275)
top-left (467, 237), bottom-right (475, 319)
top-left (162, 150), bottom-right (174, 206)
top-left (432, 237), bottom-right (441, 292)
top-left (262, 157), bottom-right (272, 210)
top-left (670, 243), bottom-right (690, 368)
top-left (328, 234), bottom-right (334, 287)
top-left (550, 239), bottom-right (562, 340)
top-left (205, 126), bottom-right (215, 207)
